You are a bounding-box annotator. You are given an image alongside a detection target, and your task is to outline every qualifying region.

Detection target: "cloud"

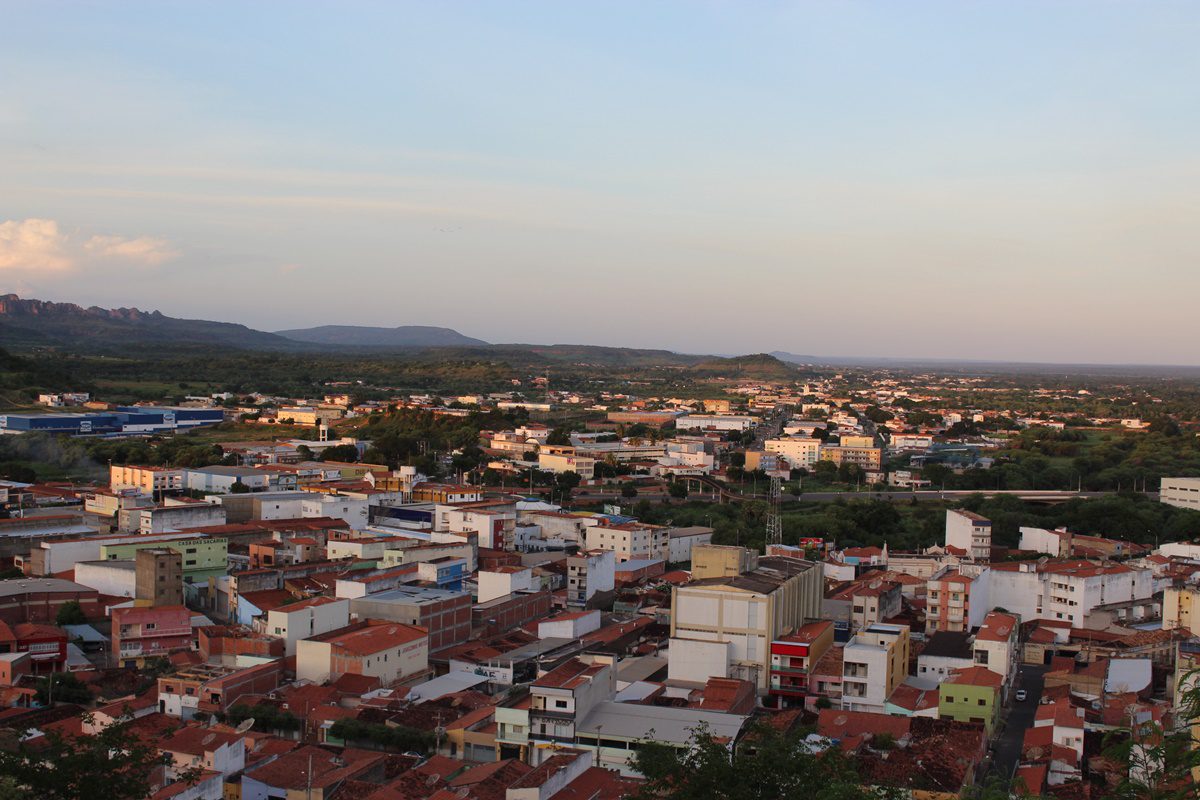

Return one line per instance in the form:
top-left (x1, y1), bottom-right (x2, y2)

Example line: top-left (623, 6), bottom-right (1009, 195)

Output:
top-left (0, 218), bottom-right (179, 273)
top-left (0, 218), bottom-right (73, 271)
top-left (278, 263), bottom-right (302, 274)
top-left (84, 234), bottom-right (178, 265)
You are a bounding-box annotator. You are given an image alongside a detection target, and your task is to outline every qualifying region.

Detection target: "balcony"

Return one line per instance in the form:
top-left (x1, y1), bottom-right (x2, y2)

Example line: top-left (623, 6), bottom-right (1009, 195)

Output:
top-left (530, 708), bottom-right (574, 721)
top-left (769, 684), bottom-right (808, 696)
top-left (769, 663), bottom-right (808, 675)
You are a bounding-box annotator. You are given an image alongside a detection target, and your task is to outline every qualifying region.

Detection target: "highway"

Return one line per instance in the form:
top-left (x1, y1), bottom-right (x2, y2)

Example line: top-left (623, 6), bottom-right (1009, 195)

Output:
top-left (568, 487), bottom-right (1154, 504)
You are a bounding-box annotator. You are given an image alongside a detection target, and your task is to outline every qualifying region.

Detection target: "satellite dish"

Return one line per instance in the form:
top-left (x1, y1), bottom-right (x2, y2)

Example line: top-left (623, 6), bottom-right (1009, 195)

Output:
top-left (235, 718), bottom-right (255, 734)
top-left (201, 733), bottom-right (216, 747)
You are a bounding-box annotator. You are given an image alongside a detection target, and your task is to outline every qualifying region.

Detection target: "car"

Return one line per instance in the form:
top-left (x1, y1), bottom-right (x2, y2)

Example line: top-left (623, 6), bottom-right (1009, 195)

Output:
top-left (1015, 689), bottom-right (1028, 702)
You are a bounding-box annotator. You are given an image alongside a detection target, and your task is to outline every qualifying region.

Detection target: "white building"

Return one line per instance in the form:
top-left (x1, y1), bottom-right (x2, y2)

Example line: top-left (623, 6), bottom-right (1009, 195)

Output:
top-left (265, 596), bottom-right (350, 657)
top-left (944, 509), bottom-right (992, 561)
top-left (296, 622), bottom-right (428, 685)
top-left (184, 466), bottom-right (272, 494)
top-left (477, 566), bottom-right (533, 604)
top-left (972, 611), bottom-right (1020, 690)
top-left (763, 437), bottom-right (822, 469)
top-left (567, 549), bottom-right (616, 608)
top-left (1161, 477), bottom-right (1200, 511)
top-left (538, 609), bottom-right (602, 640)
top-left (668, 526), bottom-right (714, 563)
top-left (585, 523), bottom-right (669, 563)
top-left (842, 623), bottom-right (911, 713)
top-left (674, 415), bottom-right (756, 432)
top-left (989, 560), bottom-right (1154, 628)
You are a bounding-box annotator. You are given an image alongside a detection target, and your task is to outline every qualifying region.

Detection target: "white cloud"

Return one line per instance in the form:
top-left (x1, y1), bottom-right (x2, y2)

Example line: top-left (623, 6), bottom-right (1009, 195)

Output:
top-left (0, 218), bottom-right (178, 273)
top-left (84, 234), bottom-right (178, 265)
top-left (0, 218), bottom-right (74, 271)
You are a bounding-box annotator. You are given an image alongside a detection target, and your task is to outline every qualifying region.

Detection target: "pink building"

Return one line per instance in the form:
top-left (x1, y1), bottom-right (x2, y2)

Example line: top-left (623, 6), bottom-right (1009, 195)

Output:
top-left (112, 605), bottom-right (193, 666)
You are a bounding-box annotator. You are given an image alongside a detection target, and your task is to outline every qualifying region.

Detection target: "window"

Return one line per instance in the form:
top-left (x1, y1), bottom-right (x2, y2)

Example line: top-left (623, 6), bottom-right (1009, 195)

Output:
top-left (945, 695), bottom-right (954, 703)
top-left (185, 560), bottom-right (196, 566)
top-left (185, 548), bottom-right (197, 554)
top-left (555, 699), bottom-right (568, 709)
top-left (145, 623), bottom-right (156, 630)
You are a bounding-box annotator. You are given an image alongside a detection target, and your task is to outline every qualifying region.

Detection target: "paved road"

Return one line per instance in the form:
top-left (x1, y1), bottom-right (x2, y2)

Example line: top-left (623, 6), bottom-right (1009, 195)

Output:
top-left (989, 664), bottom-right (1048, 782)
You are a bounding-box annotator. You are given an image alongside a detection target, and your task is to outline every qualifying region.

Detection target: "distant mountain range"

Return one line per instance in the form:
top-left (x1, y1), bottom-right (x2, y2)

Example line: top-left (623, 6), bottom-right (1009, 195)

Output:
top-left (0, 294), bottom-right (299, 351)
top-left (0, 295), bottom-right (799, 377)
top-left (275, 324), bottom-right (487, 348)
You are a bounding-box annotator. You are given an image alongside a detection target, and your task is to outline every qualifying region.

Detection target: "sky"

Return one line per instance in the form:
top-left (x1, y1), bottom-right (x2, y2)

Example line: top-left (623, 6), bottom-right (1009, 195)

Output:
top-left (1, 1), bottom-right (1198, 364)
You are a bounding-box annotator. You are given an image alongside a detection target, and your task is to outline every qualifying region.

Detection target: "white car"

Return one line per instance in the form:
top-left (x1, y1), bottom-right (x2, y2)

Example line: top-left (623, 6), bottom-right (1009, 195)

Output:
top-left (1015, 689), bottom-right (1028, 702)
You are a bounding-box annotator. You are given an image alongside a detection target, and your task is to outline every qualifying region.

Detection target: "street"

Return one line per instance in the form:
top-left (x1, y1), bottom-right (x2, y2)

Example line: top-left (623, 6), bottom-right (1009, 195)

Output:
top-left (988, 664), bottom-right (1047, 781)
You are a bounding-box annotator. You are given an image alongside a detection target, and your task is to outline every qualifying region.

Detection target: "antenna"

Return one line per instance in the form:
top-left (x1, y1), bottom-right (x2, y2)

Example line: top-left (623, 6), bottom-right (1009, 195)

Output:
top-left (765, 474), bottom-right (783, 548)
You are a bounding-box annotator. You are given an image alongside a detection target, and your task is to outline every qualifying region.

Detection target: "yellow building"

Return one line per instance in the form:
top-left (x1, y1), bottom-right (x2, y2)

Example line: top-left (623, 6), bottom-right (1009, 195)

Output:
top-left (1164, 586), bottom-right (1200, 630)
top-left (110, 465), bottom-right (184, 495)
top-left (690, 544), bottom-right (758, 580)
top-left (821, 445), bottom-right (883, 471)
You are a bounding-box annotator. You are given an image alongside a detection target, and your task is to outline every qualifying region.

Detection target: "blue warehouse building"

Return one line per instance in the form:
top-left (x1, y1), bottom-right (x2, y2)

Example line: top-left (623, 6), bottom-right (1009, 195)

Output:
top-left (0, 407), bottom-right (224, 437)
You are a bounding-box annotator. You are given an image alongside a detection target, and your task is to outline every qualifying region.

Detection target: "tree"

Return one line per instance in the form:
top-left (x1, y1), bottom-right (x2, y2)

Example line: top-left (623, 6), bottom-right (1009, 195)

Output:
top-left (546, 428), bottom-right (572, 446)
top-left (36, 672), bottom-right (92, 705)
top-left (228, 480), bottom-right (251, 494)
top-left (0, 714), bottom-right (188, 800)
top-left (55, 600), bottom-right (87, 626)
top-left (320, 443), bottom-right (359, 463)
top-left (668, 481), bottom-right (688, 499)
top-left (621, 484), bottom-right (638, 498)
top-left (631, 722), bottom-right (890, 800)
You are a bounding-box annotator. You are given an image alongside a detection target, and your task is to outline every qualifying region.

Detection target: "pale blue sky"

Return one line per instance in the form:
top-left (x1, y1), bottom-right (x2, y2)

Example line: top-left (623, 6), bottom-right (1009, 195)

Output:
top-left (2, 2), bottom-right (1198, 362)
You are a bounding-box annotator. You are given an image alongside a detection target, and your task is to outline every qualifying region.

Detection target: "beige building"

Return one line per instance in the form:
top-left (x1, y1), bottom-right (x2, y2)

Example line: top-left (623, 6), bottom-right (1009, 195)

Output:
top-left (537, 452), bottom-right (596, 480)
top-left (690, 544), bottom-right (758, 580)
top-left (1161, 477), bottom-right (1200, 511)
top-left (584, 522), bottom-right (668, 562)
top-left (110, 465), bottom-right (184, 495)
top-left (1164, 585), bottom-right (1200, 630)
top-left (670, 555), bottom-right (823, 690)
top-left (820, 445), bottom-right (883, 471)
top-left (841, 623), bottom-right (911, 713)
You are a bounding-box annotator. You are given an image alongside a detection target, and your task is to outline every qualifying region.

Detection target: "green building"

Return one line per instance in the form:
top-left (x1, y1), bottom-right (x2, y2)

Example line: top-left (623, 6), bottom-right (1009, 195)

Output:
top-left (938, 665), bottom-right (1003, 735)
top-left (100, 533), bottom-right (228, 582)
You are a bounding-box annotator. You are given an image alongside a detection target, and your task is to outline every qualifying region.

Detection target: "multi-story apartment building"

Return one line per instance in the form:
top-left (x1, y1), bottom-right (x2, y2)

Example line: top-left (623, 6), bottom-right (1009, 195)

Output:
top-left (670, 556), bottom-right (823, 690)
top-left (110, 465), bottom-right (184, 496)
top-left (925, 568), bottom-right (990, 634)
top-left (134, 548), bottom-right (183, 607)
top-left (989, 559), bottom-right (1153, 628)
top-left (112, 605), bottom-right (192, 667)
top-left (763, 436), bottom-right (822, 469)
top-left (537, 452), bottom-right (596, 479)
top-left (1164, 585), bottom-right (1200, 631)
top-left (819, 445), bottom-right (883, 471)
top-left (566, 549), bottom-right (616, 608)
top-left (972, 611), bottom-right (1020, 689)
top-left (945, 509), bottom-right (992, 561)
top-left (525, 656), bottom-right (615, 762)
top-left (585, 522), bottom-right (669, 562)
top-left (768, 620), bottom-right (834, 704)
top-left (841, 623), bottom-right (911, 713)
